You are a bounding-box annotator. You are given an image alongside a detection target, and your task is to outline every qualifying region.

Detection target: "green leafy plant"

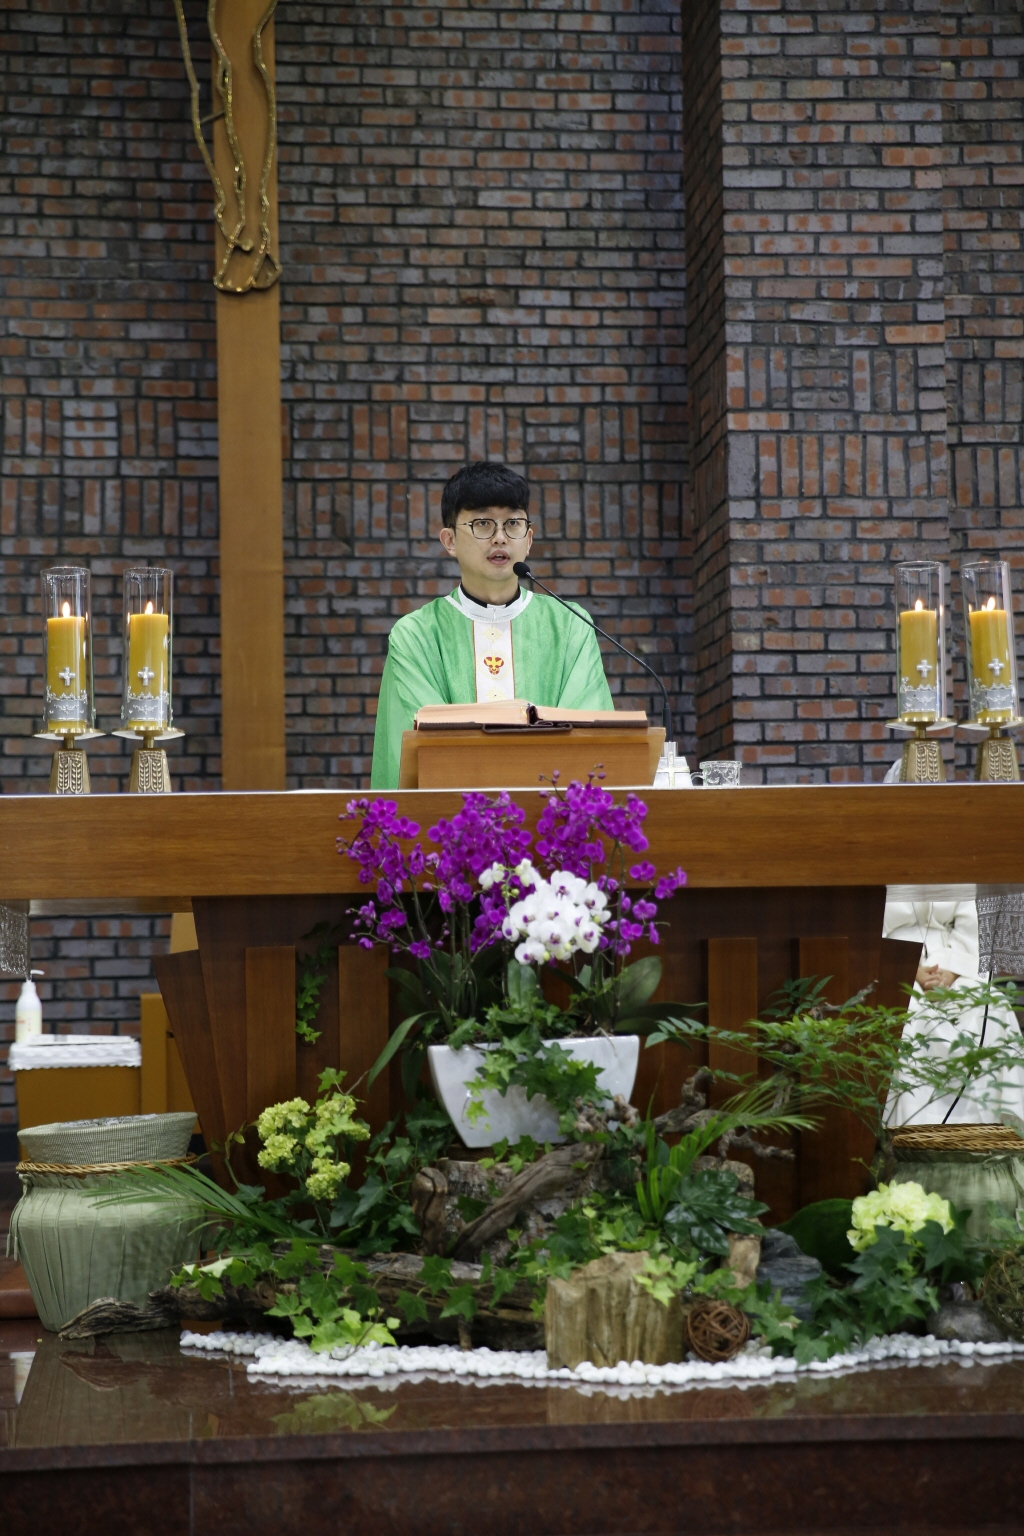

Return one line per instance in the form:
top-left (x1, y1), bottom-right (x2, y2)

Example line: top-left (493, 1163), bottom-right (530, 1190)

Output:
top-left (175, 1240), bottom-right (399, 1354)
top-left (295, 923), bottom-right (341, 1044)
top-left (649, 976), bottom-right (1024, 1153)
top-left (634, 1251), bottom-right (700, 1306)
top-left (635, 1085), bottom-right (813, 1233)
top-left (328, 1096), bottom-right (455, 1253)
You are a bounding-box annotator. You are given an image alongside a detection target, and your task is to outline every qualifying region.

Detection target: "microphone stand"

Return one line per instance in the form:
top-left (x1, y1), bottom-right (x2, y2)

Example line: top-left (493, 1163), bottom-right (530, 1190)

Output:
top-left (512, 561), bottom-right (673, 743)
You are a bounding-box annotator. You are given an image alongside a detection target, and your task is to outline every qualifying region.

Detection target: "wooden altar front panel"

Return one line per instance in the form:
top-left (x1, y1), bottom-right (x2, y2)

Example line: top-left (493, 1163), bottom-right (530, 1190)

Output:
top-left (3, 783), bottom-right (1024, 900)
top-left (150, 882), bottom-right (918, 1218)
top-left (0, 784), bottom-right (988, 1212)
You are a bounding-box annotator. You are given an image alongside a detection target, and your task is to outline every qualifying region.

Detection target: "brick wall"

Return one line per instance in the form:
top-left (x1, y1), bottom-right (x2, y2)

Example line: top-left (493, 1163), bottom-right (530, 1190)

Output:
top-left (685, 0), bottom-right (1024, 782)
top-left (944, 0), bottom-right (1024, 766)
top-left (687, 0), bottom-right (953, 779)
top-left (276, 0), bottom-right (690, 780)
top-left (0, 0), bottom-right (221, 796)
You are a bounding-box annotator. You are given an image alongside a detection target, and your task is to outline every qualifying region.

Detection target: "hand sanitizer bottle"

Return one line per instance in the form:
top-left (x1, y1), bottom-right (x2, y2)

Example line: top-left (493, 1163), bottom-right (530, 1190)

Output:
top-left (15, 971), bottom-right (44, 1044)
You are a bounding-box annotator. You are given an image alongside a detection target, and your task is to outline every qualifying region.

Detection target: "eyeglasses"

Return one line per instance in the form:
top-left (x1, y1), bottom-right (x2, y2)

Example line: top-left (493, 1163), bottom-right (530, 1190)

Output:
top-left (457, 516), bottom-right (531, 541)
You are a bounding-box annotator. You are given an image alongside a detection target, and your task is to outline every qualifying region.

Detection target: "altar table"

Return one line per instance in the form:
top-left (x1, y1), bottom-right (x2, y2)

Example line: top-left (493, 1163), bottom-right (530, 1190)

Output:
top-left (2, 784), bottom-right (1022, 1217)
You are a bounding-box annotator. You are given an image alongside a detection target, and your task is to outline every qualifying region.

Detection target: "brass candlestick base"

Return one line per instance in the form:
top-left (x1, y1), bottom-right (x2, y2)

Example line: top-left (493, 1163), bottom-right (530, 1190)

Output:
top-left (49, 741), bottom-right (90, 795)
top-left (115, 726), bottom-right (182, 792)
top-left (899, 724), bottom-right (945, 783)
top-left (129, 736), bottom-right (171, 793)
top-left (976, 727), bottom-right (1020, 783)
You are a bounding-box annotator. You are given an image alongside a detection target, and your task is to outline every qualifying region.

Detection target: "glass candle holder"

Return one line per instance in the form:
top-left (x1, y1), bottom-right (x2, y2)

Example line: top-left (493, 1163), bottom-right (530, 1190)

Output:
top-left (120, 567), bottom-right (173, 736)
top-left (895, 562), bottom-right (946, 725)
top-left (962, 560), bottom-right (1018, 726)
top-left (41, 566), bottom-right (95, 736)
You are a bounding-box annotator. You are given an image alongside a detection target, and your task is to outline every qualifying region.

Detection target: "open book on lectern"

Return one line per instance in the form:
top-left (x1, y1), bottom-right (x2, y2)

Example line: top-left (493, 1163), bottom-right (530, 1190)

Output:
top-left (413, 700), bottom-right (650, 731)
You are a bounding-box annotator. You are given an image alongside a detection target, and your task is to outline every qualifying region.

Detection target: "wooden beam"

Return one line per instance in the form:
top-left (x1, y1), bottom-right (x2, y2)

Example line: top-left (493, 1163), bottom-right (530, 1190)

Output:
top-left (213, 0), bottom-right (286, 791)
top-left (245, 945), bottom-right (297, 1120)
top-left (338, 944), bottom-right (391, 1142)
top-left (139, 992), bottom-right (170, 1115)
top-left (153, 949), bottom-right (227, 1170)
top-left (795, 934), bottom-right (868, 1206)
top-left (706, 936), bottom-right (759, 1100)
top-left (6, 786), bottom-right (1024, 901)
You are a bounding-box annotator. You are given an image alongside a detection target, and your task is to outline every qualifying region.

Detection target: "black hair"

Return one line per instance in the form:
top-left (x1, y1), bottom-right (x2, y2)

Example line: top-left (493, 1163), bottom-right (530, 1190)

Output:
top-left (440, 462), bottom-right (530, 529)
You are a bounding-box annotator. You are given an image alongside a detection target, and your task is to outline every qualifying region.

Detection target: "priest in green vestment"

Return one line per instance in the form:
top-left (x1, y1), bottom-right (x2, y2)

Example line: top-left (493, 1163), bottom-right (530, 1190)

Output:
top-left (370, 463), bottom-right (614, 788)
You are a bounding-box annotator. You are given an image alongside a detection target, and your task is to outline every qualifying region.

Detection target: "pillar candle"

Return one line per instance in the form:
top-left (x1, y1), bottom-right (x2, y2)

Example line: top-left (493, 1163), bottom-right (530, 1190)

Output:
top-left (46, 607), bottom-right (87, 728)
top-left (126, 604), bottom-right (169, 727)
top-left (899, 602), bottom-right (937, 718)
top-left (969, 602), bottom-right (1012, 720)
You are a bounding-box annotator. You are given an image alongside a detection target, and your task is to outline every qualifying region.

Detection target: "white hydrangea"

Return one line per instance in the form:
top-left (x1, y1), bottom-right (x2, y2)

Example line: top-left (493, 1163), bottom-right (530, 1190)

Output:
top-left (848, 1180), bottom-right (954, 1252)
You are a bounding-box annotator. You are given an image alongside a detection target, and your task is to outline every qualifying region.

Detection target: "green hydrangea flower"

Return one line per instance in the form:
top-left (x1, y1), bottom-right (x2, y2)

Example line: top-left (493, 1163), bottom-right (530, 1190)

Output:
top-left (848, 1180), bottom-right (954, 1252)
top-left (305, 1155), bottom-right (350, 1202)
top-left (256, 1098), bottom-right (311, 1141)
top-left (257, 1132), bottom-right (300, 1172)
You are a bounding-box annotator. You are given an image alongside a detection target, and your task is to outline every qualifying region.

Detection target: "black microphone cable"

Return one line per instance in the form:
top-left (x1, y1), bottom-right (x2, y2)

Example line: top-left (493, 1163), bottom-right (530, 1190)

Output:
top-left (512, 561), bottom-right (672, 742)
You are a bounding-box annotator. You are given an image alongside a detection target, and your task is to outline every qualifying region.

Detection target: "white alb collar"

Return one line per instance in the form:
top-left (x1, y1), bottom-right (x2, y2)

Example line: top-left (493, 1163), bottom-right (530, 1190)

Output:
top-left (446, 586), bottom-right (533, 623)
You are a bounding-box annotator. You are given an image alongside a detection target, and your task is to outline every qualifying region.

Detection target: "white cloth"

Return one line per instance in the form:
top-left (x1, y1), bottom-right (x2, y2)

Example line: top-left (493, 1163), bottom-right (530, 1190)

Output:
top-left (8, 1035), bottom-right (140, 1071)
top-left (883, 891), bottom-right (1024, 1127)
top-left (884, 892), bottom-right (980, 979)
top-left (472, 616), bottom-right (516, 702)
top-left (445, 587), bottom-right (533, 624)
top-left (446, 588), bottom-right (533, 704)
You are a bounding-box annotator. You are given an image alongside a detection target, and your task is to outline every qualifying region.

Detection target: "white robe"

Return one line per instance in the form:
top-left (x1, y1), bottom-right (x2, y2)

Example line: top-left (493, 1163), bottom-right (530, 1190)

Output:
top-left (884, 887), bottom-right (1024, 1127)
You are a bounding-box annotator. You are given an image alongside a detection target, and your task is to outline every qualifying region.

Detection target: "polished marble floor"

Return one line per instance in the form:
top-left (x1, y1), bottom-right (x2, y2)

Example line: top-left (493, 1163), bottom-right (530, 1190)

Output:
top-left (4, 1317), bottom-right (1024, 1450)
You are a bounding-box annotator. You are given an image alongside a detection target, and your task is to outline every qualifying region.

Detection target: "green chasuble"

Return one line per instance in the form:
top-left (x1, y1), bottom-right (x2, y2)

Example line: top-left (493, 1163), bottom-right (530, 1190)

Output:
top-left (370, 587), bottom-right (614, 789)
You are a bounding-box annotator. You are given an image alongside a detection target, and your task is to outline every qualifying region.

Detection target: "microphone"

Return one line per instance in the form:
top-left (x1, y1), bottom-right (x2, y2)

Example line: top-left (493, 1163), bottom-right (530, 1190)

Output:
top-left (512, 561), bottom-right (672, 742)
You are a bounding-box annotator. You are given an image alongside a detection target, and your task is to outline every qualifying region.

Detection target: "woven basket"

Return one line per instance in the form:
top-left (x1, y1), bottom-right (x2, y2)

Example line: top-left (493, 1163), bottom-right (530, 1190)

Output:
top-left (891, 1124), bottom-right (1024, 1244)
top-left (18, 1112), bottom-right (196, 1167)
top-left (891, 1123), bottom-right (1024, 1154)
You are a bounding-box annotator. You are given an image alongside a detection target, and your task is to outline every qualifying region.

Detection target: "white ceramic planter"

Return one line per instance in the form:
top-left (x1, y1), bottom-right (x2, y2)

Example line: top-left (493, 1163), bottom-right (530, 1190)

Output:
top-left (427, 1035), bottom-right (640, 1149)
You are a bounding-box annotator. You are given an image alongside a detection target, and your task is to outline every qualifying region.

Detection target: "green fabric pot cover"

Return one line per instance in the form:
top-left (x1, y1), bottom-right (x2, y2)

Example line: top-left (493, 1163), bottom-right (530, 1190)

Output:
top-left (18, 1111), bottom-right (196, 1165)
top-left (891, 1148), bottom-right (1024, 1242)
top-left (8, 1170), bottom-right (202, 1333)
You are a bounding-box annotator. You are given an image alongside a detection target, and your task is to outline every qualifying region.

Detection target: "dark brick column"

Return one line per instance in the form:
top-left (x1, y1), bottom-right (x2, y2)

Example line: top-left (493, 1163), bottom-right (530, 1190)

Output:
top-left (944, 0), bottom-right (1024, 752)
top-left (684, 0), bottom-right (953, 781)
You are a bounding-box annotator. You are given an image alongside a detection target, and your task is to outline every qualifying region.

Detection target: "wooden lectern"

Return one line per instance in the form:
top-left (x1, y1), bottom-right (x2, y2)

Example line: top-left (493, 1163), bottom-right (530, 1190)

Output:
top-left (398, 701), bottom-right (664, 789)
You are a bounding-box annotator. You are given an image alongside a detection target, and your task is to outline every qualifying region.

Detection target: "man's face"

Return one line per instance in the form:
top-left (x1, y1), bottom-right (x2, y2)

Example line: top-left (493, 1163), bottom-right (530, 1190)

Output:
top-left (438, 506), bottom-right (534, 598)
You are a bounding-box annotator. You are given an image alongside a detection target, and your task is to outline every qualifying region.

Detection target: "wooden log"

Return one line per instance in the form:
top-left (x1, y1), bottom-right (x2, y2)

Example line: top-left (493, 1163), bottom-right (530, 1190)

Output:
top-left (544, 1252), bottom-right (684, 1370)
top-left (451, 1142), bottom-right (603, 1259)
top-left (59, 1248), bottom-right (543, 1352)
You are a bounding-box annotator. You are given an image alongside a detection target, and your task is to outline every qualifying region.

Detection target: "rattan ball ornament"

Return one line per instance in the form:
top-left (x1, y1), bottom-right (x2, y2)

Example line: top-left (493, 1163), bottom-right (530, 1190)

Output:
top-left (685, 1298), bottom-right (751, 1362)
top-left (981, 1249), bottom-right (1024, 1342)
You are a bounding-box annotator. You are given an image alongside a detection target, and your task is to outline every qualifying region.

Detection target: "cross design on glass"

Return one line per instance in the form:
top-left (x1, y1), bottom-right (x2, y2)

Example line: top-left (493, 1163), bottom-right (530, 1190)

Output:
top-left (915, 659), bottom-right (931, 678)
top-left (58, 666), bottom-right (74, 687)
top-left (988, 659), bottom-right (1005, 677)
top-left (137, 666), bottom-right (156, 687)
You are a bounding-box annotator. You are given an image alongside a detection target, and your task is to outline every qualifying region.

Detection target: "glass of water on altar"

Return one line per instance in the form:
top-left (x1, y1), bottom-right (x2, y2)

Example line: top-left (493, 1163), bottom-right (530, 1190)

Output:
top-left (120, 567), bottom-right (173, 735)
top-left (699, 759), bottom-right (741, 788)
top-left (894, 561), bottom-right (947, 726)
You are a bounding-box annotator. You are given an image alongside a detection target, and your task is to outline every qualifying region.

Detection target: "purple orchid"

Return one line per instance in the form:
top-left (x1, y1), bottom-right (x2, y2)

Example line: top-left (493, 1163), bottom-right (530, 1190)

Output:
top-left (337, 780), bottom-right (686, 1031)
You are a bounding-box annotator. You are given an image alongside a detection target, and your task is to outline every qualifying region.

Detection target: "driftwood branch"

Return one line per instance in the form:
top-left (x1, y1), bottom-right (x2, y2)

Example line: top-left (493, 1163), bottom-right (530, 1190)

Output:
top-left (410, 1166), bottom-right (448, 1256)
top-left (449, 1141), bottom-right (603, 1260)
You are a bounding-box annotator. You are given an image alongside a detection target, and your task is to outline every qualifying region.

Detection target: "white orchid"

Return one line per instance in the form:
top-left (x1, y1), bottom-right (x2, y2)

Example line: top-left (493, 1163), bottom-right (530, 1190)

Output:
top-left (497, 869), bottom-right (612, 965)
top-left (477, 862), bottom-right (507, 891)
